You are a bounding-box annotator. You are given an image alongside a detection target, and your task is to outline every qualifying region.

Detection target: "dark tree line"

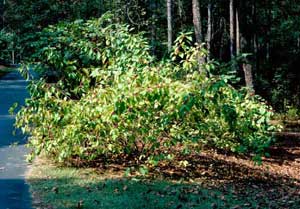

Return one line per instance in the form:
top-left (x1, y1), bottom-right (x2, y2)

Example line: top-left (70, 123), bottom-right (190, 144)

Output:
top-left (1, 0), bottom-right (299, 110)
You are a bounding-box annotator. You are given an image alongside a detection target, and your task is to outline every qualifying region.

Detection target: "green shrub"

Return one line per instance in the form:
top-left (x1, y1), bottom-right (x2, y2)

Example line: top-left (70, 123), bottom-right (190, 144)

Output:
top-left (15, 16), bottom-right (281, 169)
top-left (16, 69), bottom-right (279, 166)
top-left (23, 13), bottom-right (152, 99)
top-left (285, 106), bottom-right (300, 120)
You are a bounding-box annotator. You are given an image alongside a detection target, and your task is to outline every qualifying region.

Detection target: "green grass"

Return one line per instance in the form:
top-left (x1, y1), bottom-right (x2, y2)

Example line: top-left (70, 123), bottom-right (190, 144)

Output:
top-left (27, 160), bottom-right (229, 209)
top-left (26, 158), bottom-right (300, 209)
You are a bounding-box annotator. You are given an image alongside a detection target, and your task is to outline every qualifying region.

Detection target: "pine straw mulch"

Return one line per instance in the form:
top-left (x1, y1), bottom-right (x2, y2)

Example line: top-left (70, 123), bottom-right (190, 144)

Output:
top-left (86, 135), bottom-right (300, 208)
top-left (147, 135), bottom-right (300, 208)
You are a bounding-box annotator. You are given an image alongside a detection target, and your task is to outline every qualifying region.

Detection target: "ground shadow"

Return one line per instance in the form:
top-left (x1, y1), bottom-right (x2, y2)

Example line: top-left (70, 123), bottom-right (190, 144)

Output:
top-left (263, 135), bottom-right (300, 164)
top-left (0, 179), bottom-right (32, 209)
top-left (28, 172), bottom-right (300, 209)
top-left (0, 116), bottom-right (28, 148)
top-left (0, 70), bottom-right (29, 148)
top-left (28, 150), bottom-right (300, 209)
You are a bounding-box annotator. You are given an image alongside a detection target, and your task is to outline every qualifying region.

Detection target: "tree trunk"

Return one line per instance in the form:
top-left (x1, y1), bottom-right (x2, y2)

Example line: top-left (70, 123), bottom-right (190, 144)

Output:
top-left (252, 0), bottom-right (258, 71)
top-left (243, 63), bottom-right (255, 94)
top-left (229, 0), bottom-right (235, 59)
top-left (150, 0), bottom-right (157, 55)
top-left (11, 50), bottom-right (14, 65)
top-left (192, 0), bottom-right (203, 44)
top-left (236, 6), bottom-right (240, 56)
top-left (207, 1), bottom-right (212, 60)
top-left (192, 0), bottom-right (205, 70)
top-left (1, 0), bottom-right (5, 29)
top-left (219, 17), bottom-right (226, 60)
top-left (167, 0), bottom-right (173, 53)
top-left (266, 0), bottom-right (271, 62)
top-left (177, 0), bottom-right (185, 30)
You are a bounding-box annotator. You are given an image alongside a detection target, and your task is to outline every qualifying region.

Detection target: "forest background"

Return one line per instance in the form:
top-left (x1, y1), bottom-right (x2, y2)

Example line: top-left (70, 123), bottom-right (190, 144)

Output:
top-left (0, 0), bottom-right (299, 112)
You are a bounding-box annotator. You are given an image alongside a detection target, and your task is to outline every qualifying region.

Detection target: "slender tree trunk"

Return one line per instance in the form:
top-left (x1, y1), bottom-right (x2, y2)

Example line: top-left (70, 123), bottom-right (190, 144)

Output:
top-left (192, 0), bottom-right (206, 72)
top-left (207, 1), bottom-right (212, 60)
top-left (243, 62), bottom-right (255, 94)
top-left (150, 0), bottom-right (157, 55)
top-left (240, 30), bottom-right (254, 92)
top-left (253, 33), bottom-right (258, 67)
top-left (239, 0), bottom-right (255, 93)
top-left (192, 0), bottom-right (203, 44)
top-left (229, 0), bottom-right (235, 59)
top-left (1, 0), bottom-right (5, 29)
top-left (219, 17), bottom-right (226, 60)
top-left (167, 0), bottom-right (173, 53)
top-left (11, 50), bottom-right (14, 65)
top-left (266, 0), bottom-right (271, 62)
top-left (252, 0), bottom-right (258, 71)
top-left (177, 0), bottom-right (184, 30)
top-left (235, 6), bottom-right (240, 56)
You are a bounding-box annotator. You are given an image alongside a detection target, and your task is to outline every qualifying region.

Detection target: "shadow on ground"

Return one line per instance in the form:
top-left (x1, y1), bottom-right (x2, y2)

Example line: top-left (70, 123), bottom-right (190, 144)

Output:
top-left (28, 151), bottom-right (300, 209)
top-left (0, 116), bottom-right (27, 148)
top-left (266, 138), bottom-right (300, 164)
top-left (0, 179), bottom-right (32, 209)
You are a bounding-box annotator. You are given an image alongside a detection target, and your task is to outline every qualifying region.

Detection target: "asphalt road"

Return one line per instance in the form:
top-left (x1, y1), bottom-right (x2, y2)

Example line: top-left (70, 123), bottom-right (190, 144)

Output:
top-left (0, 71), bottom-right (32, 209)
